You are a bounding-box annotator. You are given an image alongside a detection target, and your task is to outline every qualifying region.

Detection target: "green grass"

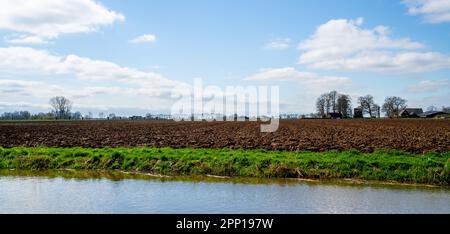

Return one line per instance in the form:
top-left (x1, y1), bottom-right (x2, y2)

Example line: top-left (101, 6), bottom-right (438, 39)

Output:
top-left (0, 147), bottom-right (448, 185)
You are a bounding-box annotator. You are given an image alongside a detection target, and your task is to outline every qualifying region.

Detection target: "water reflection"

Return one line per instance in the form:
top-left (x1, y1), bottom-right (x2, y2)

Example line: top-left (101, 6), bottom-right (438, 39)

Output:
top-left (0, 170), bottom-right (449, 214)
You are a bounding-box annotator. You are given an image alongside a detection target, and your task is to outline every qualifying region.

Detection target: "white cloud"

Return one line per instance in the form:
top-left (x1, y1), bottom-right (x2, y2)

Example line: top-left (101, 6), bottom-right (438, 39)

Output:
top-left (298, 18), bottom-right (450, 73)
top-left (0, 46), bottom-right (192, 114)
top-left (0, 100), bottom-right (177, 115)
top-left (407, 79), bottom-right (450, 93)
top-left (0, 78), bottom-right (177, 101)
top-left (265, 38), bottom-right (291, 50)
top-left (0, 47), bottom-right (190, 113)
top-left (0, 47), bottom-right (187, 95)
top-left (4, 35), bottom-right (49, 45)
top-left (245, 67), bottom-right (352, 94)
top-left (409, 94), bottom-right (450, 109)
top-left (0, 0), bottom-right (124, 44)
top-left (0, 79), bottom-right (131, 102)
top-left (0, 79), bottom-right (186, 114)
top-left (244, 67), bottom-right (358, 113)
top-left (0, 101), bottom-right (51, 110)
top-left (403, 0), bottom-right (450, 23)
top-left (0, 80), bottom-right (63, 97)
top-left (129, 34), bottom-right (157, 44)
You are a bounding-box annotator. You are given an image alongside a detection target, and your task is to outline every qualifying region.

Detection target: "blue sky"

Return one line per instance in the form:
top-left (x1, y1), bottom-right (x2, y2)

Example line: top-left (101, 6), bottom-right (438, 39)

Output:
top-left (0, 0), bottom-right (449, 116)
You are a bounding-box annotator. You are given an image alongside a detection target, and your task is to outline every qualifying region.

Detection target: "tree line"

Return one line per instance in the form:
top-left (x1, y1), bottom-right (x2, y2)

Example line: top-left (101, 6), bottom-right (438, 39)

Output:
top-left (1, 95), bottom-right (449, 120)
top-left (316, 91), bottom-right (449, 118)
top-left (0, 96), bottom-right (166, 121)
top-left (1, 96), bottom-right (81, 120)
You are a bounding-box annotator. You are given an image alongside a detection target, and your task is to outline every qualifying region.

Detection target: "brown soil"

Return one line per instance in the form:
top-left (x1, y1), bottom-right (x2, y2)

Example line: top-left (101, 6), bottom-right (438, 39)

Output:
top-left (0, 119), bottom-right (449, 153)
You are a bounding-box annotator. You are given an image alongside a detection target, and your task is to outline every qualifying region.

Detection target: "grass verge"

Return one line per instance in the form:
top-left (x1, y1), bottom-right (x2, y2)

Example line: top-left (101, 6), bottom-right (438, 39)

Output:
top-left (0, 147), bottom-right (448, 185)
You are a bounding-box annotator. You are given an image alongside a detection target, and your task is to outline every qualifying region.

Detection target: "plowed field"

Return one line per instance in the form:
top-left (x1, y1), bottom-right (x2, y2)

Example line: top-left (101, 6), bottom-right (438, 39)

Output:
top-left (1, 119), bottom-right (449, 153)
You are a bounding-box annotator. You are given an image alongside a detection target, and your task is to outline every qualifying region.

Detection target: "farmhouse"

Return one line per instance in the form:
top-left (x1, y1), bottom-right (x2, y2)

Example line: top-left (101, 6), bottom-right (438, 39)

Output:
top-left (400, 108), bottom-right (423, 118)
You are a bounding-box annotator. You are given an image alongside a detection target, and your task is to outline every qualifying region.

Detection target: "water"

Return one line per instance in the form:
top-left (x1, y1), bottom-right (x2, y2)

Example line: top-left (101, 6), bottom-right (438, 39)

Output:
top-left (0, 171), bottom-right (449, 214)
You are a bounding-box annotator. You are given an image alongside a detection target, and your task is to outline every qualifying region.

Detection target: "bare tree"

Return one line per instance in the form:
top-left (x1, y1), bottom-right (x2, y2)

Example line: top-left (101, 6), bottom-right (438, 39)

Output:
top-left (72, 111), bottom-right (82, 120)
top-left (442, 106), bottom-right (450, 113)
top-left (358, 95), bottom-right (377, 118)
top-left (316, 92), bottom-right (335, 117)
top-left (337, 94), bottom-right (352, 118)
top-left (316, 94), bottom-right (327, 118)
top-left (427, 106), bottom-right (438, 111)
top-left (328, 91), bottom-right (338, 113)
top-left (373, 104), bottom-right (381, 118)
top-left (382, 96), bottom-right (407, 118)
top-left (49, 96), bottom-right (72, 119)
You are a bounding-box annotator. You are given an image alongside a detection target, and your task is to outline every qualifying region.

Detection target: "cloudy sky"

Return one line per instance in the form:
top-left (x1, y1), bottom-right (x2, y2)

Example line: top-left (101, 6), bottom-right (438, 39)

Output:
top-left (0, 0), bottom-right (449, 116)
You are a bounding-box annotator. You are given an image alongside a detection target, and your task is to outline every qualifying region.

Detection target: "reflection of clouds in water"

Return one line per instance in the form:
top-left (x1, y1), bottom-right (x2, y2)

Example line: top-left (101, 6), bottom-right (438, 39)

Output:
top-left (0, 176), bottom-right (449, 214)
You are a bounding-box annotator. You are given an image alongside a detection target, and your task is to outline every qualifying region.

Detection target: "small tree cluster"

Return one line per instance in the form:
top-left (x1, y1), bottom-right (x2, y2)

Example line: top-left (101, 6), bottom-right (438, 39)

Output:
top-left (316, 91), bottom-right (352, 118)
top-left (382, 96), bottom-right (407, 118)
top-left (357, 95), bottom-right (380, 118)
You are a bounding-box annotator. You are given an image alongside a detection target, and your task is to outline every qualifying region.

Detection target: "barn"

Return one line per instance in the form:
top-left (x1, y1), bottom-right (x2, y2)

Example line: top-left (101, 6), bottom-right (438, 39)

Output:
top-left (419, 111), bottom-right (445, 118)
top-left (400, 108), bottom-right (423, 118)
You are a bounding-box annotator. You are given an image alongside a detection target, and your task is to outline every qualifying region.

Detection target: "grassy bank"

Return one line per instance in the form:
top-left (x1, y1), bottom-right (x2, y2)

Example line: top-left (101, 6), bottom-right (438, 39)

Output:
top-left (0, 147), bottom-right (448, 185)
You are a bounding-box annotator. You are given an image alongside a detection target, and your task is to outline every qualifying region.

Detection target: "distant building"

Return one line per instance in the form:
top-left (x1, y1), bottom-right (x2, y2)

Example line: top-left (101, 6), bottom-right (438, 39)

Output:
top-left (279, 114), bottom-right (301, 120)
top-left (419, 111), bottom-right (445, 118)
top-left (129, 116), bottom-right (144, 120)
top-left (400, 108), bottom-right (423, 118)
top-left (354, 107), bottom-right (363, 118)
top-left (327, 112), bottom-right (342, 119)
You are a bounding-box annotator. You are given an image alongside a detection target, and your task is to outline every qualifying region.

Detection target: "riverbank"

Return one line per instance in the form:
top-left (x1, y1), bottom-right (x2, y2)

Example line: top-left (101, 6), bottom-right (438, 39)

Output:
top-left (0, 147), bottom-right (448, 185)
